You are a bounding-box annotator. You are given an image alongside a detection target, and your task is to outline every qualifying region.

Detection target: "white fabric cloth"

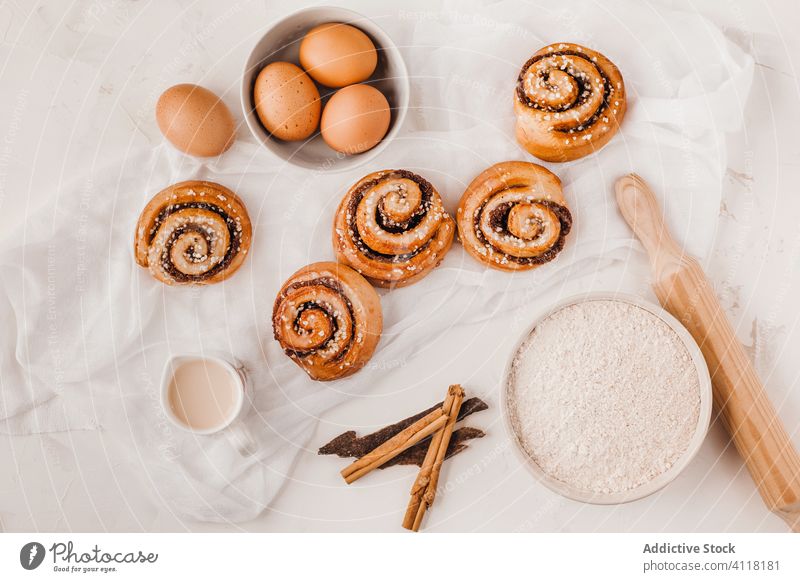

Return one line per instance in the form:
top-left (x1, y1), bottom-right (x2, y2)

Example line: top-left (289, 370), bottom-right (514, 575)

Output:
top-left (0, 0), bottom-right (752, 522)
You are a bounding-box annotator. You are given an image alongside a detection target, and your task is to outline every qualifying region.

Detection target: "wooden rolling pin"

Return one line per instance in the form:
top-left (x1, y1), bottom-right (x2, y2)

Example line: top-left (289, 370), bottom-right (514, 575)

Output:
top-left (615, 174), bottom-right (800, 531)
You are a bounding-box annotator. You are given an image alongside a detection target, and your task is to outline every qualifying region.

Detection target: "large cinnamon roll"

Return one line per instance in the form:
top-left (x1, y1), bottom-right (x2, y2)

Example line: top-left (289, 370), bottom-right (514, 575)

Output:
top-left (134, 181), bottom-right (252, 285)
top-left (514, 43), bottom-right (626, 162)
top-left (332, 170), bottom-right (456, 288)
top-left (272, 262), bottom-right (382, 381)
top-left (457, 161), bottom-right (572, 271)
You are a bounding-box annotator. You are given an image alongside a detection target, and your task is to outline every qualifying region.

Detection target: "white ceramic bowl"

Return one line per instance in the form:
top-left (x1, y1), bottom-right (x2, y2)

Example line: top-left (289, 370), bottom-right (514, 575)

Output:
top-left (241, 6), bottom-right (409, 172)
top-left (501, 292), bottom-right (712, 505)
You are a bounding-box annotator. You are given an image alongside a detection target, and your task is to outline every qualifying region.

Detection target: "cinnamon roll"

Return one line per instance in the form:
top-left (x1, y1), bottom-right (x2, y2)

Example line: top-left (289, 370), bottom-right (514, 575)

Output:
top-left (457, 161), bottom-right (572, 271)
top-left (272, 262), bottom-right (382, 381)
top-left (514, 43), bottom-right (626, 162)
top-left (134, 180), bottom-right (252, 285)
top-left (332, 170), bottom-right (456, 288)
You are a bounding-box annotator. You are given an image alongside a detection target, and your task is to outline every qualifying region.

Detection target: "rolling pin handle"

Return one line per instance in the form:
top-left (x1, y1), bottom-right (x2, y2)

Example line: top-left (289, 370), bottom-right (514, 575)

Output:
top-left (614, 173), bottom-right (689, 281)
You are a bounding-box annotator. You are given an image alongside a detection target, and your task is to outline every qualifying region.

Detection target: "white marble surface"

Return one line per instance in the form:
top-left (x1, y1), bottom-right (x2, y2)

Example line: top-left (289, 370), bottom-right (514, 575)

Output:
top-left (0, 0), bottom-right (799, 532)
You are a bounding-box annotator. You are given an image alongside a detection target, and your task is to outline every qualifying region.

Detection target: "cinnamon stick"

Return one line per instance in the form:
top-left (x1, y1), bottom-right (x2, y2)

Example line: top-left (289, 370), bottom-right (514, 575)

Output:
top-left (341, 408), bottom-right (447, 484)
top-left (402, 389), bottom-right (455, 528)
top-left (388, 427), bottom-right (484, 468)
top-left (403, 384), bottom-right (465, 531)
top-left (318, 397), bottom-right (488, 464)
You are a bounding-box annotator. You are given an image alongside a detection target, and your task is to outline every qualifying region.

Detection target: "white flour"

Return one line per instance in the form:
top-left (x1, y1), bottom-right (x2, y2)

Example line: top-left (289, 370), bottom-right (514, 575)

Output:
top-left (508, 299), bottom-right (701, 494)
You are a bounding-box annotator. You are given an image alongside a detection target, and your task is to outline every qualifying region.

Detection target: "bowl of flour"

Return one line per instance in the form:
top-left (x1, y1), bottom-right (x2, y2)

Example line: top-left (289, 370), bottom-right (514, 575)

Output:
top-left (503, 293), bottom-right (712, 504)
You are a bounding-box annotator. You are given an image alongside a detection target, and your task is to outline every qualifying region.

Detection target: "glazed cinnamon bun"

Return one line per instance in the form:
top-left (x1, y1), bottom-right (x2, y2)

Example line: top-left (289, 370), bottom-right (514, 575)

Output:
top-left (457, 161), bottom-right (572, 271)
top-left (272, 262), bottom-right (382, 381)
top-left (333, 170), bottom-right (455, 288)
top-left (134, 180), bottom-right (252, 285)
top-left (514, 43), bottom-right (626, 162)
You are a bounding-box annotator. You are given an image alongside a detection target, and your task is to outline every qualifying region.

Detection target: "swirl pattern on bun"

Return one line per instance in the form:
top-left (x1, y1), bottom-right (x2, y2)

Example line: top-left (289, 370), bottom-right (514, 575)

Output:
top-left (272, 262), bottom-right (382, 381)
top-left (457, 162), bottom-right (572, 271)
top-left (514, 43), bottom-right (626, 162)
top-left (134, 180), bottom-right (252, 285)
top-left (333, 170), bottom-right (455, 288)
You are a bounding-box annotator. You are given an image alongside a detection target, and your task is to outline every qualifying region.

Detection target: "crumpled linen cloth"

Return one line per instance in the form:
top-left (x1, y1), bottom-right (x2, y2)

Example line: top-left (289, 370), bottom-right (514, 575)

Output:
top-left (0, 0), bottom-right (752, 522)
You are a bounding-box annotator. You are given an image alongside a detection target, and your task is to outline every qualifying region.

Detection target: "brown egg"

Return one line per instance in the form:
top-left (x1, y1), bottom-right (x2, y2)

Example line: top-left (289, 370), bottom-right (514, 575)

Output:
top-left (299, 23), bottom-right (377, 88)
top-left (321, 84), bottom-right (391, 154)
top-left (156, 84), bottom-right (235, 157)
top-left (254, 62), bottom-right (321, 141)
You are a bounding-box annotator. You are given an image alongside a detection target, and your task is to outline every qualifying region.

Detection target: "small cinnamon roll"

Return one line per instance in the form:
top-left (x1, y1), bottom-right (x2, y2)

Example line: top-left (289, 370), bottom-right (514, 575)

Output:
top-left (457, 161), bottom-right (572, 271)
top-left (272, 262), bottom-right (382, 381)
top-left (134, 180), bottom-right (252, 285)
top-left (333, 170), bottom-right (456, 288)
top-left (514, 43), bottom-right (626, 162)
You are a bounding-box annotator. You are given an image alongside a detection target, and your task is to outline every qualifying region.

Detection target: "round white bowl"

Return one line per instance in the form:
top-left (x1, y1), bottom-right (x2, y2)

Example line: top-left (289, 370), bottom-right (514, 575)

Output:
top-left (241, 6), bottom-right (409, 172)
top-left (501, 292), bottom-right (712, 505)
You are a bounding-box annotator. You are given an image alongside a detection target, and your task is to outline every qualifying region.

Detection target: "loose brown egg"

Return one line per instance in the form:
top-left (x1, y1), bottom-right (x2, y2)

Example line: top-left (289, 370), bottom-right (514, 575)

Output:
top-left (156, 84), bottom-right (235, 157)
top-left (299, 23), bottom-right (377, 88)
top-left (254, 62), bottom-right (321, 141)
top-left (320, 84), bottom-right (390, 155)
